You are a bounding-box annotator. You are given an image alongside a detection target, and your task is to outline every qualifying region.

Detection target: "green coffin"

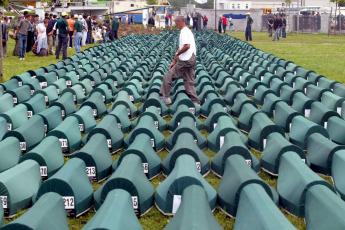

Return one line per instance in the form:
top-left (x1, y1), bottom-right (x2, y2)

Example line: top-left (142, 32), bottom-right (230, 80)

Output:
top-left (0, 137), bottom-right (20, 173)
top-left (0, 160), bottom-right (41, 217)
top-left (0, 94), bottom-right (14, 113)
top-left (1, 192), bottom-right (68, 230)
top-left (35, 158), bottom-right (93, 217)
top-left (69, 106), bottom-right (97, 133)
top-left (165, 185), bottom-right (222, 230)
top-left (94, 154), bottom-right (154, 215)
top-left (83, 189), bottom-right (142, 230)
top-left (155, 154), bottom-right (216, 215)
top-left (72, 133), bottom-right (112, 182)
top-left (20, 136), bottom-right (64, 178)
top-left (0, 104), bottom-right (28, 130)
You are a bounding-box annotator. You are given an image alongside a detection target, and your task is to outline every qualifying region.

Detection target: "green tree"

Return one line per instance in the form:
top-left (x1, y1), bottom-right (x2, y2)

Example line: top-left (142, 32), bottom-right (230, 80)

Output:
top-left (146, 0), bottom-right (158, 5)
top-left (0, 0), bottom-right (9, 7)
top-left (284, 0), bottom-right (292, 7)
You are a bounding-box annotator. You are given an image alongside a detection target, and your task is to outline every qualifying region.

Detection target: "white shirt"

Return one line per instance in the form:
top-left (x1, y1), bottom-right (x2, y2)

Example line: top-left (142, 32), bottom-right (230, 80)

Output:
top-left (178, 26), bottom-right (196, 61)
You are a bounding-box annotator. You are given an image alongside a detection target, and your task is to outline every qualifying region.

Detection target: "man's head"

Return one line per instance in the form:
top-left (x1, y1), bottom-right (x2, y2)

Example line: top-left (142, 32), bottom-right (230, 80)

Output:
top-left (174, 16), bottom-right (185, 29)
top-left (61, 12), bottom-right (67, 18)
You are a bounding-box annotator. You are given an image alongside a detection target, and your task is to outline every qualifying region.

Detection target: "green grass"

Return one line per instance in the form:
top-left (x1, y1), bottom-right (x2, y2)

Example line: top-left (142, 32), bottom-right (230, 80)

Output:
top-left (1, 39), bottom-right (94, 82)
top-left (230, 32), bottom-right (345, 83)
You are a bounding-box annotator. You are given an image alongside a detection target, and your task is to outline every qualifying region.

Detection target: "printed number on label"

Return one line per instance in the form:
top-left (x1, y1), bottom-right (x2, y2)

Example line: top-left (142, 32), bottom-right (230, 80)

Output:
top-left (188, 107), bottom-right (195, 115)
top-left (154, 121), bottom-right (159, 129)
top-left (245, 160), bottom-right (252, 167)
top-left (143, 163), bottom-right (149, 174)
top-left (93, 109), bottom-right (97, 117)
top-left (7, 123), bottom-right (12, 131)
top-left (129, 95), bottom-right (134, 102)
top-left (66, 80), bottom-right (72, 86)
top-left (150, 138), bottom-right (155, 148)
top-left (196, 162), bottom-right (201, 172)
top-left (132, 196), bottom-right (138, 209)
top-left (27, 111), bottom-right (33, 118)
top-left (59, 139), bottom-right (68, 148)
top-left (0, 196), bottom-right (8, 209)
top-left (86, 167), bottom-right (96, 177)
top-left (40, 166), bottom-right (48, 177)
top-left (79, 124), bottom-right (84, 132)
top-left (263, 139), bottom-right (267, 149)
top-left (20, 142), bottom-right (27, 151)
top-left (13, 97), bottom-right (18, 104)
top-left (107, 139), bottom-right (112, 148)
top-left (63, 196), bottom-right (75, 209)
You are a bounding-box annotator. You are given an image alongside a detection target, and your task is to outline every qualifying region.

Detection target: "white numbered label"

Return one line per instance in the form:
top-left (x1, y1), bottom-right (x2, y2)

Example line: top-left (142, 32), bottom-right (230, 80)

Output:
top-left (245, 159), bottom-right (252, 167)
top-left (27, 111), bottom-right (33, 118)
top-left (196, 162), bottom-right (201, 172)
top-left (7, 123), bottom-right (12, 131)
top-left (44, 124), bottom-right (48, 133)
top-left (59, 139), bottom-right (68, 148)
top-left (172, 195), bottom-right (182, 214)
top-left (20, 142), bottom-right (27, 151)
top-left (30, 90), bottom-right (35, 95)
top-left (301, 158), bottom-right (306, 163)
top-left (44, 96), bottom-right (49, 103)
top-left (324, 122), bottom-right (328, 129)
top-left (79, 124), bottom-right (84, 132)
top-left (304, 109), bottom-right (311, 118)
top-left (337, 107), bottom-right (342, 115)
top-left (117, 123), bottom-right (122, 129)
top-left (93, 109), bottom-right (97, 117)
top-left (157, 108), bottom-right (161, 115)
top-left (40, 82), bottom-right (48, 88)
top-left (66, 80), bottom-right (72, 86)
top-left (61, 110), bottom-right (65, 117)
top-left (129, 95), bottom-right (134, 102)
top-left (143, 163), bottom-right (149, 174)
top-left (63, 196), bottom-right (75, 209)
top-left (154, 121), bottom-right (159, 129)
top-left (102, 95), bottom-right (106, 102)
top-left (0, 196), bottom-right (8, 209)
top-left (150, 138), bottom-right (155, 148)
top-left (107, 139), bottom-right (112, 148)
top-left (127, 108), bottom-right (131, 115)
top-left (73, 95), bottom-right (77, 102)
top-left (18, 82), bottom-right (23, 86)
top-left (114, 81), bottom-right (118, 87)
top-left (86, 167), bottom-right (96, 177)
top-left (13, 97), bottom-right (18, 104)
top-left (220, 136), bottom-right (225, 148)
top-left (263, 139), bottom-right (267, 149)
top-left (132, 196), bottom-right (138, 209)
top-left (40, 166), bottom-right (48, 177)
top-left (213, 123), bottom-right (217, 129)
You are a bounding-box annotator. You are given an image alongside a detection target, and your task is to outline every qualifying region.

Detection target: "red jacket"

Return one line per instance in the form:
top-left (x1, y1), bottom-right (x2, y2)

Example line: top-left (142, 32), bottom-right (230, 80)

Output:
top-left (222, 17), bottom-right (227, 26)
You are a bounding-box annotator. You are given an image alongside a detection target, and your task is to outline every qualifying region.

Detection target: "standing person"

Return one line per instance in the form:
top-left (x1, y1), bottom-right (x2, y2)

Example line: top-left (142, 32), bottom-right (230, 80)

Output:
top-left (46, 14), bottom-right (57, 55)
top-left (228, 17), bottom-right (234, 31)
top-left (282, 14), bottom-right (287, 38)
top-left (267, 14), bottom-right (274, 37)
top-left (222, 15), bottom-right (227, 33)
top-left (202, 15), bottom-right (208, 29)
top-left (13, 16), bottom-right (22, 56)
top-left (74, 15), bottom-right (83, 53)
top-left (273, 14), bottom-right (282, 41)
top-left (192, 14), bottom-right (198, 30)
top-left (160, 16), bottom-right (199, 106)
top-left (86, 16), bottom-right (92, 44)
top-left (1, 16), bottom-right (9, 57)
top-left (218, 17), bottom-right (222, 33)
top-left (52, 12), bottom-right (68, 60)
top-left (26, 15), bottom-right (36, 53)
top-left (16, 11), bottom-right (31, 60)
top-left (81, 15), bottom-right (88, 46)
top-left (34, 19), bottom-right (48, 56)
top-left (67, 14), bottom-right (75, 48)
top-left (130, 16), bottom-right (134, 24)
top-left (245, 12), bottom-right (253, 41)
top-left (111, 16), bottom-right (119, 40)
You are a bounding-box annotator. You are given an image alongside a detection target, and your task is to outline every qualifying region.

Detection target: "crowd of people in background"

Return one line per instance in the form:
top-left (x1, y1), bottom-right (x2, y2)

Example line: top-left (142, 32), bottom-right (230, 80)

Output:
top-left (0, 11), bottom-right (122, 60)
top-left (267, 13), bottom-right (287, 41)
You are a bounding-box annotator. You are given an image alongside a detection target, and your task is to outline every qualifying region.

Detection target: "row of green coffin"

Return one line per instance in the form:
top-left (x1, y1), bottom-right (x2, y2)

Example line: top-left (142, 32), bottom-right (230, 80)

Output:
top-left (5, 150), bottom-right (345, 230)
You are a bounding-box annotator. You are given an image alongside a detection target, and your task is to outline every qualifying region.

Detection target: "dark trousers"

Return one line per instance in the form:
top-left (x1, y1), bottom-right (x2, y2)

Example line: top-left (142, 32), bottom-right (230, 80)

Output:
top-left (18, 34), bottom-right (27, 58)
top-left (223, 24), bottom-right (226, 33)
top-left (245, 25), bottom-right (252, 41)
top-left (56, 34), bottom-right (68, 59)
top-left (68, 31), bottom-right (73, 47)
top-left (160, 54), bottom-right (199, 103)
top-left (282, 27), bottom-right (286, 38)
top-left (113, 30), bottom-right (118, 39)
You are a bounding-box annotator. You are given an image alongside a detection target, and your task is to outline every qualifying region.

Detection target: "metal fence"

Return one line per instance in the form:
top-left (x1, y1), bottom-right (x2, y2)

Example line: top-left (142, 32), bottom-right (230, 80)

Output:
top-left (292, 15), bottom-right (321, 33)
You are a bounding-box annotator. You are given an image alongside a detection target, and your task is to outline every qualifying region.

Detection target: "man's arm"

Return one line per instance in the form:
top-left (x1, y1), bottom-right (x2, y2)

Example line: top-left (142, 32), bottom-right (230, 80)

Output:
top-left (170, 44), bottom-right (190, 68)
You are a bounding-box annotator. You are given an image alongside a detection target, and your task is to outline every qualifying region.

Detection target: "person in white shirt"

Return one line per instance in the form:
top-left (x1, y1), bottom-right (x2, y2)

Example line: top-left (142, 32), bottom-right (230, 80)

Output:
top-left (160, 15), bottom-right (199, 105)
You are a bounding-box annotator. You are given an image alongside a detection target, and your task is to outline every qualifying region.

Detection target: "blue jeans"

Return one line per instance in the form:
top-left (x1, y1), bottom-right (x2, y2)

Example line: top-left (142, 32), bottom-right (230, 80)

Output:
top-left (74, 32), bottom-right (82, 53)
top-left (19, 34), bottom-right (27, 58)
top-left (274, 28), bottom-right (281, 41)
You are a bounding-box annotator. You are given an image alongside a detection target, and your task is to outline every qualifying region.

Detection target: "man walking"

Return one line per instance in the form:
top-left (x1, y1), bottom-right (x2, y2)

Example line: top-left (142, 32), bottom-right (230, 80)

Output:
top-left (74, 15), bottom-right (83, 53)
top-left (1, 16), bottom-right (9, 57)
top-left (160, 16), bottom-right (199, 105)
top-left (16, 11), bottom-right (31, 60)
top-left (52, 12), bottom-right (68, 59)
top-left (273, 14), bottom-right (282, 41)
top-left (67, 14), bottom-right (75, 48)
top-left (245, 12), bottom-right (253, 41)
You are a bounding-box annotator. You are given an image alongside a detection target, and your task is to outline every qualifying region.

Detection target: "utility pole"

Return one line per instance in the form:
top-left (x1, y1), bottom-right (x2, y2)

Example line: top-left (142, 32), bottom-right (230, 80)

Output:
top-left (214, 0), bottom-right (217, 30)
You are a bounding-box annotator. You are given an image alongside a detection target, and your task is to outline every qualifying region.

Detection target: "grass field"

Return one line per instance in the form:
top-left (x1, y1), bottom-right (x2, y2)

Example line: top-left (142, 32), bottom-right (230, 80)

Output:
top-left (230, 31), bottom-right (345, 83)
top-left (1, 32), bottom-right (342, 229)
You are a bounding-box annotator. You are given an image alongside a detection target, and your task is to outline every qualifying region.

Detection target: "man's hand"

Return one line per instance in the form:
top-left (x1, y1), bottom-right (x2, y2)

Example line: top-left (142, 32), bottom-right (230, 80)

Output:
top-left (169, 59), bottom-right (177, 69)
